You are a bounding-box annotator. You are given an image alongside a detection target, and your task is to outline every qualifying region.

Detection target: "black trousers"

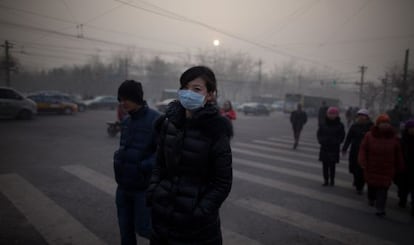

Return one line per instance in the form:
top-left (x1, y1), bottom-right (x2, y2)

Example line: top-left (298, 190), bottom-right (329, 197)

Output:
top-left (292, 126), bottom-right (302, 143)
top-left (322, 161), bottom-right (336, 183)
top-left (353, 165), bottom-right (365, 191)
top-left (367, 186), bottom-right (388, 212)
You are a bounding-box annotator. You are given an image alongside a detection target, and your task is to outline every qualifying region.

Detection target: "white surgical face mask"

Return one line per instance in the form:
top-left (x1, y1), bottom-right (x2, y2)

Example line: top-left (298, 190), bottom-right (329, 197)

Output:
top-left (177, 89), bottom-right (205, 110)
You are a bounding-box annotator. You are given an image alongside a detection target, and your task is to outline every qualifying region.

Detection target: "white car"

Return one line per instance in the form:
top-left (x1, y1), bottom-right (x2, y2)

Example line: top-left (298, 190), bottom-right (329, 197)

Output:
top-left (155, 98), bottom-right (176, 113)
top-left (0, 87), bottom-right (37, 119)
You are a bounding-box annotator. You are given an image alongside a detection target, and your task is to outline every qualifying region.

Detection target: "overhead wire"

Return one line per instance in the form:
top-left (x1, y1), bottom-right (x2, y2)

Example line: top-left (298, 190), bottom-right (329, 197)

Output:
top-left (114, 0), bottom-right (340, 71)
top-left (0, 3), bottom-right (192, 50)
top-left (264, 0), bottom-right (322, 39)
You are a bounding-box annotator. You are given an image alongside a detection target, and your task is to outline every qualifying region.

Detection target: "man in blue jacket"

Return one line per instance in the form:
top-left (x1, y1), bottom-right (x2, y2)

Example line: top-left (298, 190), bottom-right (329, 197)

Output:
top-left (113, 80), bottom-right (160, 245)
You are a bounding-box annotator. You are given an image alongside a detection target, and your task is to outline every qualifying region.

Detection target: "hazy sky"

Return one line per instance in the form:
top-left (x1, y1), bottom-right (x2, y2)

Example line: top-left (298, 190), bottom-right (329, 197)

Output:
top-left (1, 0), bottom-right (413, 82)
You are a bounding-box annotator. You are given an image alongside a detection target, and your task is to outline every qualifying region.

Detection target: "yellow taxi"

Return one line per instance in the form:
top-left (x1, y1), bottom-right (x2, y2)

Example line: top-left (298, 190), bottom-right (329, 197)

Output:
top-left (27, 94), bottom-right (78, 115)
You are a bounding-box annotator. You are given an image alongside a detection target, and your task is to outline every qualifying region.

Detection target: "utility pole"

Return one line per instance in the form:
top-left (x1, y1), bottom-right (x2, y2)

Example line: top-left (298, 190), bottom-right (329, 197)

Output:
top-left (381, 74), bottom-right (388, 111)
top-left (258, 59), bottom-right (262, 94)
top-left (1, 40), bottom-right (13, 87)
top-left (358, 65), bottom-right (367, 108)
top-left (124, 58), bottom-right (129, 79)
top-left (403, 49), bottom-right (409, 84)
top-left (401, 49), bottom-right (410, 107)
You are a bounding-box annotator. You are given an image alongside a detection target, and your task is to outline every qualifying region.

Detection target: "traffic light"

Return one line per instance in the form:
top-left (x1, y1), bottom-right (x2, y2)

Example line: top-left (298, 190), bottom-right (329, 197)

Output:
top-left (397, 94), bottom-right (403, 105)
top-left (397, 94), bottom-right (404, 106)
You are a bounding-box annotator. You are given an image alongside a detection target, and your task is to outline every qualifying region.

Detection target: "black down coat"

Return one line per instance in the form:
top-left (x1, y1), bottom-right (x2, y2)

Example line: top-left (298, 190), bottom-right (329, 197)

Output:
top-left (341, 121), bottom-right (373, 173)
top-left (147, 101), bottom-right (233, 244)
top-left (317, 117), bottom-right (345, 163)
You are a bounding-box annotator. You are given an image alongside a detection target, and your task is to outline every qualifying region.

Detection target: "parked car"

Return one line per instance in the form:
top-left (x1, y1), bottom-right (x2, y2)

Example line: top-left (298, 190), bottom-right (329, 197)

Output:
top-left (0, 87), bottom-right (37, 119)
top-left (27, 94), bottom-right (78, 115)
top-left (271, 100), bottom-right (285, 111)
top-left (83, 96), bottom-right (118, 110)
top-left (240, 102), bottom-right (270, 116)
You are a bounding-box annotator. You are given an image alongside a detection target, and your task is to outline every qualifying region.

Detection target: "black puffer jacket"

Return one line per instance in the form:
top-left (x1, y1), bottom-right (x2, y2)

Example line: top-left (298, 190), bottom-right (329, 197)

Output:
top-left (342, 121), bottom-right (373, 173)
top-left (147, 101), bottom-right (233, 244)
top-left (317, 117), bottom-right (345, 163)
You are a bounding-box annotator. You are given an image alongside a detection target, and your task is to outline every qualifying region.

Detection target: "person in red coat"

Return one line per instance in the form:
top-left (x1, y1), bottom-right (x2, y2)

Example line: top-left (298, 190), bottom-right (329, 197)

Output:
top-left (358, 114), bottom-right (405, 216)
top-left (220, 100), bottom-right (237, 121)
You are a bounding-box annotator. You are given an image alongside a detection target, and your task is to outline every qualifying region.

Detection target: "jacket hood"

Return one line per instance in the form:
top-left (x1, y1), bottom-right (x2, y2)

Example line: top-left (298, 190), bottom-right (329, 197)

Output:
top-left (128, 102), bottom-right (148, 119)
top-left (371, 125), bottom-right (396, 138)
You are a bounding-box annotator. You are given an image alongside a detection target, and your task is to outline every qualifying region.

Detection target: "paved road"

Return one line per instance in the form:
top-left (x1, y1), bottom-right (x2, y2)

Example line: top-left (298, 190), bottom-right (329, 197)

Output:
top-left (0, 110), bottom-right (413, 244)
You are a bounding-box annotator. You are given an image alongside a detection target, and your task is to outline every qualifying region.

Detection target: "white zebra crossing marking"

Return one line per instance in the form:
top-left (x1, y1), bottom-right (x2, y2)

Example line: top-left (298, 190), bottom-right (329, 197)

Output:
top-left (280, 135), bottom-right (318, 143)
top-left (269, 137), bottom-right (319, 148)
top-left (62, 165), bottom-right (262, 245)
top-left (235, 142), bottom-right (348, 165)
top-left (234, 198), bottom-right (395, 245)
top-left (233, 157), bottom-right (398, 200)
top-left (233, 170), bottom-right (409, 223)
top-left (253, 139), bottom-right (319, 153)
top-left (232, 147), bottom-right (349, 174)
top-left (0, 173), bottom-right (107, 245)
top-left (62, 165), bottom-right (116, 196)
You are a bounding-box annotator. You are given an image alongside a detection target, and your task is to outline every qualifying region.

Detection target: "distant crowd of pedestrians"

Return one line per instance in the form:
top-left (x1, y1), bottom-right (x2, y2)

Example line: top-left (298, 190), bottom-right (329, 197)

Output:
top-left (290, 101), bottom-right (414, 218)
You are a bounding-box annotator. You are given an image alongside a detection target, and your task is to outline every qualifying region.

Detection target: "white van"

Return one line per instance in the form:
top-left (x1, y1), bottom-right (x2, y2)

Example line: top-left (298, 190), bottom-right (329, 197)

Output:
top-left (0, 87), bottom-right (37, 119)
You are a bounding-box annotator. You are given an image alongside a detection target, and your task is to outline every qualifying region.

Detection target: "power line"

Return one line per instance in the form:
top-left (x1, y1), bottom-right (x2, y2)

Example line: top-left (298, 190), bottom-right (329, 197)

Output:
top-left (273, 33), bottom-right (414, 48)
top-left (114, 0), bottom-right (343, 71)
top-left (0, 3), bottom-right (192, 50)
top-left (264, 0), bottom-right (322, 39)
top-left (319, 0), bottom-right (373, 46)
top-left (60, 0), bottom-right (78, 24)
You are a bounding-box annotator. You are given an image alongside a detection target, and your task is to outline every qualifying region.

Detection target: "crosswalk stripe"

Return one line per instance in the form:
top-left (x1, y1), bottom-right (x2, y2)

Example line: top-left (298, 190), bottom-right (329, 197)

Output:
top-left (222, 230), bottom-right (262, 245)
top-left (233, 170), bottom-right (409, 223)
top-left (62, 165), bottom-right (262, 245)
top-left (232, 147), bottom-right (349, 174)
top-left (233, 157), bottom-right (398, 200)
top-left (0, 173), bottom-right (106, 245)
top-left (280, 135), bottom-right (318, 144)
top-left (62, 165), bottom-right (149, 244)
top-left (253, 139), bottom-right (319, 153)
top-left (235, 142), bottom-right (348, 165)
top-left (234, 198), bottom-right (395, 245)
top-left (268, 137), bottom-right (320, 148)
top-left (62, 165), bottom-right (116, 196)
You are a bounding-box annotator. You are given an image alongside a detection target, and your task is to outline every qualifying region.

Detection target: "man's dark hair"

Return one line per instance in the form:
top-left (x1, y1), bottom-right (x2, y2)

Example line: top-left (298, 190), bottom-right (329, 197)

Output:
top-left (117, 80), bottom-right (144, 105)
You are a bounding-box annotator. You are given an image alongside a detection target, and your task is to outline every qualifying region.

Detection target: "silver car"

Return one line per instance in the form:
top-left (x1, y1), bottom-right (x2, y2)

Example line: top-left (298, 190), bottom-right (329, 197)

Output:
top-left (0, 87), bottom-right (37, 119)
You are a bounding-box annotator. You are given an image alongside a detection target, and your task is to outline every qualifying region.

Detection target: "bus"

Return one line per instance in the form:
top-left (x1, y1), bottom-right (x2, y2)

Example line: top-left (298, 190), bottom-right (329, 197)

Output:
top-left (284, 93), bottom-right (341, 116)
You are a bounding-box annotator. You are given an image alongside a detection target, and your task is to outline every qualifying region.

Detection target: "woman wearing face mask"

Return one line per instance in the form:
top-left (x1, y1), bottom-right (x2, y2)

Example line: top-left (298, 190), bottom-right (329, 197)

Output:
top-left (358, 114), bottom-right (404, 216)
top-left (147, 66), bottom-right (233, 245)
top-left (317, 107), bottom-right (345, 186)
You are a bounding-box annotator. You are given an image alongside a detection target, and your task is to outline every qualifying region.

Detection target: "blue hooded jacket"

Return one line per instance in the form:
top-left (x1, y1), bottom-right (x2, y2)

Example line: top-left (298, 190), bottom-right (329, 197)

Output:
top-left (114, 104), bottom-right (160, 190)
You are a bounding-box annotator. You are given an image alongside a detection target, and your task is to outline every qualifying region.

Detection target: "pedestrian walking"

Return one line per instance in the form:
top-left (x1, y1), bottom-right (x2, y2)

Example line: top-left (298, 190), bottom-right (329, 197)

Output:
top-left (318, 101), bottom-right (328, 126)
top-left (358, 114), bottom-right (404, 216)
top-left (395, 119), bottom-right (414, 216)
top-left (345, 106), bottom-right (354, 128)
top-left (290, 103), bottom-right (307, 149)
top-left (113, 80), bottom-right (160, 245)
top-left (220, 100), bottom-right (237, 121)
top-left (342, 109), bottom-right (373, 194)
top-left (147, 66), bottom-right (233, 245)
top-left (317, 107), bottom-right (345, 186)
